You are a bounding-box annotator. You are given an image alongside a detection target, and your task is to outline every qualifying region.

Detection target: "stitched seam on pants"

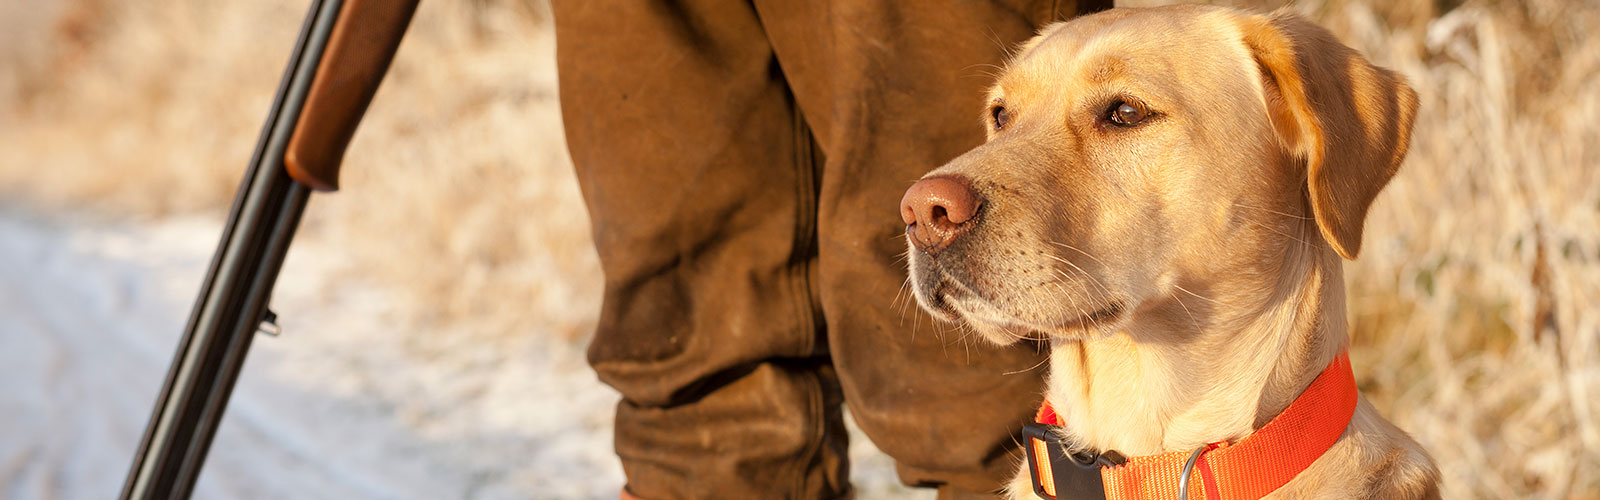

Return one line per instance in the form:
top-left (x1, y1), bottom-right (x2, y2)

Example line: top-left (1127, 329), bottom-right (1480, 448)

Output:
top-left (785, 92), bottom-right (826, 498)
top-left (788, 95), bottom-right (820, 379)
top-left (796, 368), bottom-right (828, 498)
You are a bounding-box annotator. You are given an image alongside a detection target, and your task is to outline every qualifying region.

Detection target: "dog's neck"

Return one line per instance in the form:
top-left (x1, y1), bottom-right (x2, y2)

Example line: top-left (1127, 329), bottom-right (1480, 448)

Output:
top-left (1045, 233), bottom-right (1349, 457)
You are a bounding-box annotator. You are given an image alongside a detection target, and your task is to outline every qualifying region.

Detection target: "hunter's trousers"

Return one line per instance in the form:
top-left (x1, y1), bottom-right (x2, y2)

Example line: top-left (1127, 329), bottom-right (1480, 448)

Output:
top-left (552, 1), bottom-right (1108, 498)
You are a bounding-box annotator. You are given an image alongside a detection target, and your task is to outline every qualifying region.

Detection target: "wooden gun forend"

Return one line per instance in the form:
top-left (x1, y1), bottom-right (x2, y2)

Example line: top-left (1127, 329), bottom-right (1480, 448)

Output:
top-left (284, 0), bottom-right (420, 191)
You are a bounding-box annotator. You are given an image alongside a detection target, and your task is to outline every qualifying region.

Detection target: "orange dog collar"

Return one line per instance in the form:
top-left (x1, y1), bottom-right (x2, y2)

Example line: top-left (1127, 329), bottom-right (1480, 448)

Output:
top-left (1024, 349), bottom-right (1358, 500)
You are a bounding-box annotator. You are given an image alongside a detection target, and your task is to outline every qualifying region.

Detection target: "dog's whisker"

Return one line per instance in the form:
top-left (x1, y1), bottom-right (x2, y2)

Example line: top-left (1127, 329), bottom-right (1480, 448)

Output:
top-left (1172, 284), bottom-right (1221, 305)
top-left (1049, 241), bottom-right (1112, 270)
top-left (1003, 351), bottom-right (1052, 375)
top-left (1170, 289), bottom-right (1204, 333)
top-left (893, 275), bottom-right (913, 319)
top-left (1044, 252), bottom-right (1115, 305)
top-left (1051, 270), bottom-right (1117, 338)
top-left (961, 323), bottom-right (973, 364)
top-left (1042, 252), bottom-right (1108, 294)
top-left (1046, 277), bottom-right (1101, 336)
top-left (1042, 278), bottom-right (1081, 323)
top-left (1059, 276), bottom-right (1111, 337)
top-left (913, 297), bottom-right (926, 342)
top-left (979, 26), bottom-right (1010, 60)
top-left (1232, 202), bottom-right (1314, 221)
top-left (1047, 256), bottom-right (1120, 338)
top-left (1242, 217), bottom-right (1319, 249)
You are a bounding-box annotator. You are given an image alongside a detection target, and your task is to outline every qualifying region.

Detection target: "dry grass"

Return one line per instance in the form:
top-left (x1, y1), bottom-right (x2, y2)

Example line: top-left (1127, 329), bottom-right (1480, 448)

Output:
top-left (1259, 2), bottom-right (1600, 497)
top-left (2, 0), bottom-right (1595, 497)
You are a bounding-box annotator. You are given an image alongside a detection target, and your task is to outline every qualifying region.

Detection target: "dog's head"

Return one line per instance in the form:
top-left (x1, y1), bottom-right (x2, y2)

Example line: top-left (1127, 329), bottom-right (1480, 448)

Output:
top-left (902, 6), bottom-right (1418, 344)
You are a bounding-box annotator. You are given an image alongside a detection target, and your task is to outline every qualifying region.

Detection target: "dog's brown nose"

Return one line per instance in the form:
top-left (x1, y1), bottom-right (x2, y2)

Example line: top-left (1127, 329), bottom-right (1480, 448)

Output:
top-left (900, 175), bottom-right (981, 252)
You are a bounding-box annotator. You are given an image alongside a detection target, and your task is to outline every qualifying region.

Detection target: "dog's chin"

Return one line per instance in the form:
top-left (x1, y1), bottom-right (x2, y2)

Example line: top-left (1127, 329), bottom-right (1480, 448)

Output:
top-left (916, 286), bottom-right (1131, 345)
top-left (1034, 301), bottom-right (1131, 340)
top-left (912, 281), bottom-right (1032, 345)
top-left (944, 298), bottom-right (1044, 346)
top-left (965, 320), bottom-right (1050, 346)
top-left (910, 256), bottom-right (1132, 344)
top-left (965, 302), bottom-right (1131, 344)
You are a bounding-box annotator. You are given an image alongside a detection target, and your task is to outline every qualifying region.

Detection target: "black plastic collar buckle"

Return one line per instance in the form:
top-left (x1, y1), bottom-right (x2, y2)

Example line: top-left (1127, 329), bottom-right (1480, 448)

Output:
top-left (1022, 423), bottom-right (1126, 500)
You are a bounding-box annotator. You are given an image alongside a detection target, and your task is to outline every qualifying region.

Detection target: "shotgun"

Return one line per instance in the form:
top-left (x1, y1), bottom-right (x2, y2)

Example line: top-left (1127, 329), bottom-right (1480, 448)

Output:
top-left (121, 1), bottom-right (419, 498)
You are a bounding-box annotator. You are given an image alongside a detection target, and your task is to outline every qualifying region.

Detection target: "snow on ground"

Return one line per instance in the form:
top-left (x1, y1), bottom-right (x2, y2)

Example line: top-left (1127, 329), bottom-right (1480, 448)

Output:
top-left (0, 207), bottom-right (923, 499)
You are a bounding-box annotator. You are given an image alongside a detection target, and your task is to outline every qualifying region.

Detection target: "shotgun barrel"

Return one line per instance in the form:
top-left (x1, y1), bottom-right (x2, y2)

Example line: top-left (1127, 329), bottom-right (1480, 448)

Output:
top-left (120, 1), bottom-right (418, 498)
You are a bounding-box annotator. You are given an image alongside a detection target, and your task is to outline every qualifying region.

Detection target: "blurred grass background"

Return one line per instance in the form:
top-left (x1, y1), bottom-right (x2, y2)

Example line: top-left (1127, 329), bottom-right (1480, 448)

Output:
top-left (1, 0), bottom-right (1595, 498)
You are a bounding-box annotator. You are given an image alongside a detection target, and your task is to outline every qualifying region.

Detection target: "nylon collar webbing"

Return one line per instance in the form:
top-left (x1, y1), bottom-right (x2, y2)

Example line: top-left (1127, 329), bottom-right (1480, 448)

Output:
top-left (1024, 349), bottom-right (1358, 500)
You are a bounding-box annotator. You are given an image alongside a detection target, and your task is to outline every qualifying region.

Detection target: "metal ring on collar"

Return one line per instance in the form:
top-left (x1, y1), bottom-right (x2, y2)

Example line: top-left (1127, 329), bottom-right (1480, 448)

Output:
top-left (1178, 444), bottom-right (1208, 499)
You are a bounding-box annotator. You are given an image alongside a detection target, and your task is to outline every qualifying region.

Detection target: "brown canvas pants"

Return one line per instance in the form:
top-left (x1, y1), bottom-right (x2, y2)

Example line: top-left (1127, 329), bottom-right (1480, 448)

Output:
top-left (552, 1), bottom-right (1108, 498)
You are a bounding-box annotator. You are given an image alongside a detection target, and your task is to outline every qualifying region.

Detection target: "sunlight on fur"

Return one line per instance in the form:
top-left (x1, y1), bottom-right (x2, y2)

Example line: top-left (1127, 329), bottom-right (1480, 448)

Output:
top-left (1, 0), bottom-right (1594, 497)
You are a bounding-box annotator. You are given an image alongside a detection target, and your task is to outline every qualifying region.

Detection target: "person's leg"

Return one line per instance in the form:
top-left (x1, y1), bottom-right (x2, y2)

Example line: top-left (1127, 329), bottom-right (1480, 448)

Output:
top-left (751, 1), bottom-right (1112, 497)
top-left (552, 1), bottom-right (847, 498)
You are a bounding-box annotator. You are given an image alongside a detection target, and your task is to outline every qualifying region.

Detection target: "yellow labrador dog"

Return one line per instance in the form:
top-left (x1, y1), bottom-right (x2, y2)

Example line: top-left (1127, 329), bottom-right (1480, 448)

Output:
top-left (899, 5), bottom-right (1439, 499)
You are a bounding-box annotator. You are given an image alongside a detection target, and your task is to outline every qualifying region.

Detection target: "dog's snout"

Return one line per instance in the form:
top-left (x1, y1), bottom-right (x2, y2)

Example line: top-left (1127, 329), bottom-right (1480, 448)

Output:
top-left (900, 175), bottom-right (982, 252)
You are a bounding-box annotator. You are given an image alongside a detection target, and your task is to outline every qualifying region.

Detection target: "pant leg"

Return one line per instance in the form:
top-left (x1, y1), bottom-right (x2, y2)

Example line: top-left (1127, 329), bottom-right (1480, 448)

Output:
top-left (551, 2), bottom-right (847, 498)
top-left (750, 0), bottom-right (1111, 496)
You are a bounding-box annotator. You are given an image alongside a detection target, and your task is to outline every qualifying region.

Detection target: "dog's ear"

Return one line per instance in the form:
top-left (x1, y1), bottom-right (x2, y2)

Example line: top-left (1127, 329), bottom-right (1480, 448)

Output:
top-left (1240, 12), bottom-right (1419, 259)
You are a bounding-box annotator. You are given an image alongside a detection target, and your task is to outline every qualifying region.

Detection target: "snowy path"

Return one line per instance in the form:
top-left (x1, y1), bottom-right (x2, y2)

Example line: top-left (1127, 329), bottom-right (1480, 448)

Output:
top-left (0, 208), bottom-right (921, 499)
top-left (0, 208), bottom-right (626, 499)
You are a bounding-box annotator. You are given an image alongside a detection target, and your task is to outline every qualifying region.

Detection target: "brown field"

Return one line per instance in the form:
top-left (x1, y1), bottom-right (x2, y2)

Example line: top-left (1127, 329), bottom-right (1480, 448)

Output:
top-left (2, 0), bottom-right (1595, 497)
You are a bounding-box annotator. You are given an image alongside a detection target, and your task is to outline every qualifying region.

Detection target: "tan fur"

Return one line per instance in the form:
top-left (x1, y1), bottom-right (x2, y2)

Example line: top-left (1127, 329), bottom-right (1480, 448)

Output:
top-left (904, 6), bottom-right (1438, 499)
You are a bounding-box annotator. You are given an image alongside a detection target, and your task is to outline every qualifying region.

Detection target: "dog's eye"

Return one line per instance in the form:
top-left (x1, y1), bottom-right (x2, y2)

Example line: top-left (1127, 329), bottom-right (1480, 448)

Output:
top-left (991, 105), bottom-right (1010, 131)
top-left (1107, 101), bottom-right (1149, 127)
